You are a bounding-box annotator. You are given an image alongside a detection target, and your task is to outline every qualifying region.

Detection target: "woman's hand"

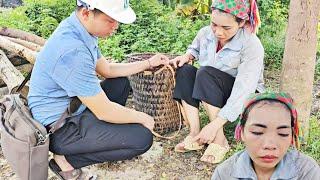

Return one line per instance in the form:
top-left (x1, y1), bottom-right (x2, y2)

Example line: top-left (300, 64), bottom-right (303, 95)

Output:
top-left (146, 53), bottom-right (170, 68)
top-left (192, 117), bottom-right (227, 144)
top-left (170, 53), bottom-right (193, 68)
top-left (192, 122), bottom-right (219, 144)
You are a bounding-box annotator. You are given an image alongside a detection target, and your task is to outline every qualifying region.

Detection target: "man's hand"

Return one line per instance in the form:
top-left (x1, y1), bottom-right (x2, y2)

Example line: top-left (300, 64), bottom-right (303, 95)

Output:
top-left (146, 53), bottom-right (170, 68)
top-left (170, 53), bottom-right (193, 68)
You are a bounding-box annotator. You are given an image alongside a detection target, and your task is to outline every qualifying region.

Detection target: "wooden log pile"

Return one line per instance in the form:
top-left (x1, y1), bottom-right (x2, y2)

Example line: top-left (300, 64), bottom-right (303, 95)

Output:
top-left (0, 27), bottom-right (46, 97)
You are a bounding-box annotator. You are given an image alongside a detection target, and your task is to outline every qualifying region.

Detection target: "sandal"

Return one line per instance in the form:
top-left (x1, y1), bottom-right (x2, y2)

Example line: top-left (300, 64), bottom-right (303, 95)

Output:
top-left (174, 135), bottom-right (204, 153)
top-left (49, 159), bottom-right (97, 180)
top-left (200, 143), bottom-right (230, 164)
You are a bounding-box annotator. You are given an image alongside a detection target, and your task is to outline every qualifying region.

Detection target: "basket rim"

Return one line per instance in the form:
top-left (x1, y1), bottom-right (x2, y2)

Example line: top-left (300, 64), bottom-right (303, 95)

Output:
top-left (125, 52), bottom-right (180, 61)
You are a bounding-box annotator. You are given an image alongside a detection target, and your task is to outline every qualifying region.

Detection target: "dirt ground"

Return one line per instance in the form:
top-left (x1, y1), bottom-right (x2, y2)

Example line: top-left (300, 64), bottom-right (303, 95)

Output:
top-left (0, 70), bottom-right (319, 180)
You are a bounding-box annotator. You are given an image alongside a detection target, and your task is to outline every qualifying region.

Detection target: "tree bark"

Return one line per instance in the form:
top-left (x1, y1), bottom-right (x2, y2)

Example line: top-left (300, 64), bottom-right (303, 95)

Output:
top-left (5, 36), bottom-right (42, 52)
top-left (0, 27), bottom-right (46, 46)
top-left (0, 35), bottom-right (36, 64)
top-left (280, 0), bottom-right (320, 143)
top-left (0, 49), bottom-right (24, 92)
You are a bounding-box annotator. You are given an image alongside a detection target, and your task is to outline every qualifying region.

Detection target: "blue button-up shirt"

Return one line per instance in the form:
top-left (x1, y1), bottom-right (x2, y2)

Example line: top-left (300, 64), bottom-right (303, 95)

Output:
top-left (212, 150), bottom-right (320, 180)
top-left (187, 26), bottom-right (265, 122)
top-left (28, 12), bottom-right (102, 126)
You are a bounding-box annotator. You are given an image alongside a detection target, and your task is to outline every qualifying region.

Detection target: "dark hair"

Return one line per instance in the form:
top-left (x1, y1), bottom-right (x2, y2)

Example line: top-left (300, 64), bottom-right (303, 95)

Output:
top-left (241, 99), bottom-right (294, 128)
top-left (76, 5), bottom-right (103, 15)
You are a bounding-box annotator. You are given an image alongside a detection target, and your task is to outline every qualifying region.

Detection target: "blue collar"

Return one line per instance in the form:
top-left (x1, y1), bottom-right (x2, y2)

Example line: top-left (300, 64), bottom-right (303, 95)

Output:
top-left (205, 27), bottom-right (243, 51)
top-left (67, 12), bottom-right (99, 51)
top-left (232, 150), bottom-right (299, 180)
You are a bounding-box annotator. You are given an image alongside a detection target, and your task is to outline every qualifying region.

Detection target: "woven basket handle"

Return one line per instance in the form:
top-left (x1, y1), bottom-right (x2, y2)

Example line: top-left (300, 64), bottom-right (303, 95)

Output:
top-left (151, 100), bottom-right (182, 140)
top-left (144, 64), bottom-right (182, 140)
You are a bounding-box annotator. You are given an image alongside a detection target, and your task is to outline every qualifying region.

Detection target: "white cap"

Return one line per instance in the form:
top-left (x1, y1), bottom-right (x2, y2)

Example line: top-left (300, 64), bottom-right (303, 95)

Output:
top-left (77, 0), bottom-right (136, 24)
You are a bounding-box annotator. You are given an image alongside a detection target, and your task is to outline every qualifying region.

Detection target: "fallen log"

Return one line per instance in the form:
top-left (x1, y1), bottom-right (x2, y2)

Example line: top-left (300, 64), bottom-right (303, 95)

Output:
top-left (0, 62), bottom-right (33, 88)
top-left (5, 36), bottom-right (42, 52)
top-left (0, 27), bottom-right (46, 46)
top-left (0, 49), bottom-right (25, 92)
top-left (0, 35), bottom-right (36, 64)
top-left (0, 87), bottom-right (9, 97)
top-left (16, 63), bottom-right (33, 73)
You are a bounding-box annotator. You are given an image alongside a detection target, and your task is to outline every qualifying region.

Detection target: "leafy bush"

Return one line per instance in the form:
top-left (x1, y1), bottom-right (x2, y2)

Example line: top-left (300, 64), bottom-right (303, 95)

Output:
top-left (99, 0), bottom-right (209, 61)
top-left (258, 0), bottom-right (289, 38)
top-left (261, 34), bottom-right (285, 70)
top-left (0, 0), bottom-right (75, 38)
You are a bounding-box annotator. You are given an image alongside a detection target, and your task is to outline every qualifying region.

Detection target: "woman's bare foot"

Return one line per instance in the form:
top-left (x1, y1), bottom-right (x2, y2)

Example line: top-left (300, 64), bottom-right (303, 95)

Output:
top-left (200, 128), bottom-right (229, 163)
top-left (175, 133), bottom-right (200, 152)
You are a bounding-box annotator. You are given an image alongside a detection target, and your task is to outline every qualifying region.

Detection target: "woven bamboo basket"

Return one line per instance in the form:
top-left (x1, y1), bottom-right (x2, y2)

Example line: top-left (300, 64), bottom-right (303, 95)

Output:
top-left (127, 53), bottom-right (181, 136)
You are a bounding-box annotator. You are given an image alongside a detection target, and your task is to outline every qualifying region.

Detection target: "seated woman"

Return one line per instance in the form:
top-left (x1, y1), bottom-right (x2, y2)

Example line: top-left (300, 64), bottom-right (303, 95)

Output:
top-left (170, 0), bottom-right (264, 164)
top-left (212, 92), bottom-right (320, 180)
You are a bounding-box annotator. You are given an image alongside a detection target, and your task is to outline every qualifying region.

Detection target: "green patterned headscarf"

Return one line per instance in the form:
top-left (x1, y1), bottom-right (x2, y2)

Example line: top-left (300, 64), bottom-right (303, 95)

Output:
top-left (211, 0), bottom-right (261, 33)
top-left (235, 92), bottom-right (300, 148)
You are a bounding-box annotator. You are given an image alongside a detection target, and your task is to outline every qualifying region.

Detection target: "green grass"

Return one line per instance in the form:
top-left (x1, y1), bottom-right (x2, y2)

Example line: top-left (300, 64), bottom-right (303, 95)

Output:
top-left (301, 115), bottom-right (320, 163)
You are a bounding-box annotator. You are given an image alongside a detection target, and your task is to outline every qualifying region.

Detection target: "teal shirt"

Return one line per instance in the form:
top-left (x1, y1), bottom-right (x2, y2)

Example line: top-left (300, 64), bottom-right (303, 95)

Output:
top-left (28, 12), bottom-right (102, 126)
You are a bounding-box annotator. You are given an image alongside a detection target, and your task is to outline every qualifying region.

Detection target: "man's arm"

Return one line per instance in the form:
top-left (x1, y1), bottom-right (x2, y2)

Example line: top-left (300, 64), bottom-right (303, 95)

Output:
top-left (96, 54), bottom-right (169, 78)
top-left (78, 90), bottom-right (154, 130)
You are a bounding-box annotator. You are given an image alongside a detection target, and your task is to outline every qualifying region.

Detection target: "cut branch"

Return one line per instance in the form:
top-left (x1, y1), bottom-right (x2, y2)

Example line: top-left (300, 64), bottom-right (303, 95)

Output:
top-left (0, 35), bottom-right (37, 64)
top-left (5, 36), bottom-right (42, 52)
top-left (0, 87), bottom-right (9, 97)
top-left (0, 26), bottom-right (46, 46)
top-left (0, 49), bottom-right (25, 92)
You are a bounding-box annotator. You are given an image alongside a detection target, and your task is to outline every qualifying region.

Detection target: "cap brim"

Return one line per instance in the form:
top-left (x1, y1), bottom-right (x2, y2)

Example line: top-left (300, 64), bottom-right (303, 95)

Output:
top-left (102, 6), bottom-right (136, 24)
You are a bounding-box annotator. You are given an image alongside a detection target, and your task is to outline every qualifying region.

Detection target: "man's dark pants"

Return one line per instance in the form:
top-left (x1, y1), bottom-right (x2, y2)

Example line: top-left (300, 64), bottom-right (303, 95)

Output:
top-left (49, 77), bottom-right (153, 169)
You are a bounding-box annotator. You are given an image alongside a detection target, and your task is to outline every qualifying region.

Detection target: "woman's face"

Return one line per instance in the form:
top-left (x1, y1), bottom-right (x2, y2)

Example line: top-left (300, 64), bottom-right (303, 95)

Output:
top-left (241, 102), bottom-right (292, 170)
top-left (211, 10), bottom-right (244, 44)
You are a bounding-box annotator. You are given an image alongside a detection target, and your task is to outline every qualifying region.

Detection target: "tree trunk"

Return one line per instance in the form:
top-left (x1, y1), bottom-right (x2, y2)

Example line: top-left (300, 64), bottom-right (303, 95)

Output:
top-left (0, 27), bottom-right (46, 46)
top-left (280, 0), bottom-right (320, 144)
top-left (0, 35), bottom-right (37, 64)
top-left (0, 49), bottom-right (24, 92)
top-left (5, 36), bottom-right (42, 52)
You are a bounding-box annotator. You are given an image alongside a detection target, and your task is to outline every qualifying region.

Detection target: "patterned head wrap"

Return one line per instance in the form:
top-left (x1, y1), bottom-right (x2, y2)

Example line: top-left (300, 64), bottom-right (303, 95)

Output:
top-left (211, 0), bottom-right (261, 33)
top-left (234, 92), bottom-right (300, 148)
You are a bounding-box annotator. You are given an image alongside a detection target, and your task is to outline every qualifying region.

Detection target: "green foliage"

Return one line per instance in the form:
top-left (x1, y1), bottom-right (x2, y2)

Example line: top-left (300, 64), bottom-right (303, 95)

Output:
top-left (257, 0), bottom-right (288, 71)
top-left (0, 0), bottom-right (75, 38)
top-left (301, 116), bottom-right (320, 163)
top-left (258, 0), bottom-right (288, 38)
top-left (260, 34), bottom-right (285, 70)
top-left (0, 6), bottom-right (30, 31)
top-left (24, 0), bottom-right (75, 38)
top-left (159, 0), bottom-right (212, 16)
top-left (100, 0), bottom-right (209, 61)
top-left (315, 62), bottom-right (320, 82)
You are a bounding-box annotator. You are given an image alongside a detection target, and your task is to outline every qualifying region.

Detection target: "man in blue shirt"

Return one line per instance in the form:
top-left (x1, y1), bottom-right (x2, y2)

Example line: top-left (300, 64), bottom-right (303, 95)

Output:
top-left (28, 0), bottom-right (169, 179)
